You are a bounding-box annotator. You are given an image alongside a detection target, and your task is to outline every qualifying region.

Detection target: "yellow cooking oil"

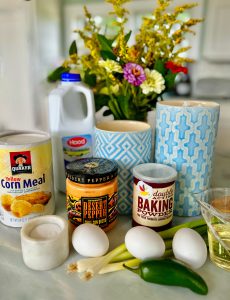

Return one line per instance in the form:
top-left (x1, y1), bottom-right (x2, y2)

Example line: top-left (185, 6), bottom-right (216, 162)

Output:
top-left (208, 223), bottom-right (230, 271)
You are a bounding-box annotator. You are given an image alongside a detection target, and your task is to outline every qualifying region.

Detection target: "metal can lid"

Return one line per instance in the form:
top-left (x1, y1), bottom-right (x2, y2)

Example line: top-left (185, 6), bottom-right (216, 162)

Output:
top-left (66, 158), bottom-right (118, 184)
top-left (0, 130), bottom-right (50, 147)
top-left (133, 163), bottom-right (177, 184)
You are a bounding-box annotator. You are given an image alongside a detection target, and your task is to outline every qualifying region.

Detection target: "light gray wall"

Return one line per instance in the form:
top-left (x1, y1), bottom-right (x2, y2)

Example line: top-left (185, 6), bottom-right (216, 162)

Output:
top-left (0, 0), bottom-right (62, 131)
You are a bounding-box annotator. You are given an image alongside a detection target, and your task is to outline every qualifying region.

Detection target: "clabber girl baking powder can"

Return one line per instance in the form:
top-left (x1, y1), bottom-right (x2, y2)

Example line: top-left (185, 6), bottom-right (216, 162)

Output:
top-left (0, 131), bottom-right (55, 227)
top-left (132, 163), bottom-right (177, 231)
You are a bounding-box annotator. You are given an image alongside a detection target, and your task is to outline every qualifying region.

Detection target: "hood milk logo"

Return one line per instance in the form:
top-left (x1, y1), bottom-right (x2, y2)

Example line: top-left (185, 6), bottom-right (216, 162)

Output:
top-left (10, 151), bottom-right (32, 175)
top-left (67, 137), bottom-right (86, 148)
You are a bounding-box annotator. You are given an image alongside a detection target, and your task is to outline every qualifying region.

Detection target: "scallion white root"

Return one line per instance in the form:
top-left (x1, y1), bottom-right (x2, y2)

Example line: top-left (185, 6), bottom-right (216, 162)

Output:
top-left (67, 262), bottom-right (78, 274)
top-left (68, 243), bottom-right (127, 281)
top-left (74, 256), bottom-right (100, 273)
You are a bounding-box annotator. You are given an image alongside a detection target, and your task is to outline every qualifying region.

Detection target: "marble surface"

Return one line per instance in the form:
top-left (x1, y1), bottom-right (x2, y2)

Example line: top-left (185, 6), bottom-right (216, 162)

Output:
top-left (0, 191), bottom-right (230, 300)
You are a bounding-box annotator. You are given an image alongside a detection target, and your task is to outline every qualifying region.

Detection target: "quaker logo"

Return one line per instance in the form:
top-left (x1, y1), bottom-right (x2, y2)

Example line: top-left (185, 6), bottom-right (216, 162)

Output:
top-left (10, 151), bottom-right (32, 175)
top-left (67, 137), bottom-right (87, 148)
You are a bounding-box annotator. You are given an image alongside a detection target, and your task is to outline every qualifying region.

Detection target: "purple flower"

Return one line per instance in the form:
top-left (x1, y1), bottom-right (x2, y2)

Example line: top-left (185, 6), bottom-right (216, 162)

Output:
top-left (123, 63), bottom-right (146, 86)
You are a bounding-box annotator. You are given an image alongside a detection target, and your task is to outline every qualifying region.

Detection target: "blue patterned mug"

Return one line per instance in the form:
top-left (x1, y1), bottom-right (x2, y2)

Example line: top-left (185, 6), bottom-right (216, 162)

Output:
top-left (94, 120), bottom-right (152, 215)
top-left (155, 100), bottom-right (220, 216)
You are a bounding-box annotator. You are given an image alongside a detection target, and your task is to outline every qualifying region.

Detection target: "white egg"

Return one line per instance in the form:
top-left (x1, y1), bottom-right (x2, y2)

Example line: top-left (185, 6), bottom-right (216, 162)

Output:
top-left (172, 228), bottom-right (207, 269)
top-left (125, 226), bottom-right (165, 260)
top-left (72, 223), bottom-right (109, 257)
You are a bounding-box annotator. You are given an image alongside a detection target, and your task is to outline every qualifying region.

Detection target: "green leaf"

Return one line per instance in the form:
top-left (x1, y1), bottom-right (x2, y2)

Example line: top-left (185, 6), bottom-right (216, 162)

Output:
top-left (47, 66), bottom-right (70, 82)
top-left (97, 34), bottom-right (113, 52)
top-left (108, 98), bottom-right (125, 120)
top-left (69, 40), bottom-right (77, 56)
top-left (117, 94), bottom-right (131, 119)
top-left (124, 31), bottom-right (132, 43)
top-left (84, 70), bottom-right (97, 87)
top-left (154, 60), bottom-right (166, 75)
top-left (165, 71), bottom-right (177, 89)
top-left (132, 110), bottom-right (147, 121)
top-left (116, 92), bottom-right (150, 120)
top-left (148, 97), bottom-right (158, 109)
top-left (94, 94), bottom-right (110, 111)
top-left (107, 95), bottom-right (148, 121)
top-left (100, 50), bottom-right (117, 61)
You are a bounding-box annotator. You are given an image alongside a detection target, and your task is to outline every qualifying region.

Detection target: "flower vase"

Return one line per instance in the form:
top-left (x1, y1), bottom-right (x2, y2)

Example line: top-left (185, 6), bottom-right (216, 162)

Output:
top-left (94, 120), bottom-right (152, 215)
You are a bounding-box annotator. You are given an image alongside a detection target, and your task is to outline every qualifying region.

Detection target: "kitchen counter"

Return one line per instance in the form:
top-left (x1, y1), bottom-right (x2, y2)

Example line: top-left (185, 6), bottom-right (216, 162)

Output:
top-left (0, 191), bottom-right (229, 300)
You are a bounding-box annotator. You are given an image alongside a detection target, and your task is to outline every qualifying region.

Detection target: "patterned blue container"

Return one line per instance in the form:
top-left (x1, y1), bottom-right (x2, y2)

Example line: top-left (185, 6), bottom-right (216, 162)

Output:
top-left (94, 120), bottom-right (152, 215)
top-left (155, 100), bottom-right (220, 216)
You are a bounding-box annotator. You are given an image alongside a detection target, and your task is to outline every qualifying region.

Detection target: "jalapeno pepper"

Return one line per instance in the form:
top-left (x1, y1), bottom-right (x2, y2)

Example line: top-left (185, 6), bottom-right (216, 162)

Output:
top-left (124, 258), bottom-right (208, 295)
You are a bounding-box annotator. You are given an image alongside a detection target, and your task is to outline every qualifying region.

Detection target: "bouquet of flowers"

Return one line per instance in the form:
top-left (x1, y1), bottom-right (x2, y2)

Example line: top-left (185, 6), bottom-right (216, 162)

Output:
top-left (48, 0), bottom-right (202, 121)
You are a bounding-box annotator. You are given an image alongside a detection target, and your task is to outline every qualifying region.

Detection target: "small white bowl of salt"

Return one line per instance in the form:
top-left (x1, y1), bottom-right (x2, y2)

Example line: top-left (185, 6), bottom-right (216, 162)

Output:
top-left (21, 215), bottom-right (69, 271)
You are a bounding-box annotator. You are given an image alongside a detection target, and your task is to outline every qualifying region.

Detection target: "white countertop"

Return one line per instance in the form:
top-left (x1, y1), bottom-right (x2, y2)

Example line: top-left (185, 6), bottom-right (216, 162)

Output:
top-left (0, 191), bottom-right (230, 300)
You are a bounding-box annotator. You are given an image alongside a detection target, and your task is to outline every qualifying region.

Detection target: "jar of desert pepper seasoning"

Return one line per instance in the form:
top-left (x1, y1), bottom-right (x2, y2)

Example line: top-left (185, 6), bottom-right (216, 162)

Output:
top-left (66, 158), bottom-right (118, 232)
top-left (132, 163), bottom-right (177, 231)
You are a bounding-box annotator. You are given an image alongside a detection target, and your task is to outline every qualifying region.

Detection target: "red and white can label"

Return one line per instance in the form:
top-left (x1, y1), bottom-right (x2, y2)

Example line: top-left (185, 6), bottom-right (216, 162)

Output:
top-left (132, 178), bottom-right (175, 227)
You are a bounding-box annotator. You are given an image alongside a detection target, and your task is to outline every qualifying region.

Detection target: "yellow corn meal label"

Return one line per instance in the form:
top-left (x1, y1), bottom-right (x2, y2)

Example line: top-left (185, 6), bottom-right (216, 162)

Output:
top-left (0, 137), bottom-right (55, 227)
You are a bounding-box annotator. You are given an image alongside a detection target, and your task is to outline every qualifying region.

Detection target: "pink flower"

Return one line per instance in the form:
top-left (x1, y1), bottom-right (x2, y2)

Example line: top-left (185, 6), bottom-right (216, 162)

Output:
top-left (123, 63), bottom-right (146, 86)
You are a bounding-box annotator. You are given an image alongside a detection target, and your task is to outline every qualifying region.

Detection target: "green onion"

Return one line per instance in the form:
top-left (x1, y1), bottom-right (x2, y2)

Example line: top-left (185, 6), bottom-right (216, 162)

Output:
top-left (99, 249), bottom-right (174, 274)
top-left (110, 250), bottom-right (133, 263)
top-left (194, 225), bottom-right (207, 236)
top-left (99, 258), bottom-right (141, 274)
top-left (159, 218), bottom-right (206, 239)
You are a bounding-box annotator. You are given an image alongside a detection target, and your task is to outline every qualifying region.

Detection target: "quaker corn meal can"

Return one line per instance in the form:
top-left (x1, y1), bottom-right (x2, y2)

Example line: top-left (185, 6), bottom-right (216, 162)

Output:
top-left (132, 163), bottom-right (177, 231)
top-left (0, 131), bottom-right (55, 227)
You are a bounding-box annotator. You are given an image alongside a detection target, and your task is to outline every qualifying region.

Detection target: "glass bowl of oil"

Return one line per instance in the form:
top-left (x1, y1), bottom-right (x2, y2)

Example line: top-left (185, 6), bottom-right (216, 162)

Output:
top-left (195, 188), bottom-right (230, 271)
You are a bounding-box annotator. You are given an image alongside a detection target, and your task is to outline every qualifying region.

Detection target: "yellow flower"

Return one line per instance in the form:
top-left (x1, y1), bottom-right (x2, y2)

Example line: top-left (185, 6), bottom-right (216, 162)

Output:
top-left (111, 84), bottom-right (120, 94)
top-left (100, 86), bottom-right (109, 94)
top-left (98, 60), bottom-right (123, 73)
top-left (100, 84), bottom-right (120, 95)
top-left (140, 69), bottom-right (165, 95)
top-left (127, 46), bottom-right (140, 62)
